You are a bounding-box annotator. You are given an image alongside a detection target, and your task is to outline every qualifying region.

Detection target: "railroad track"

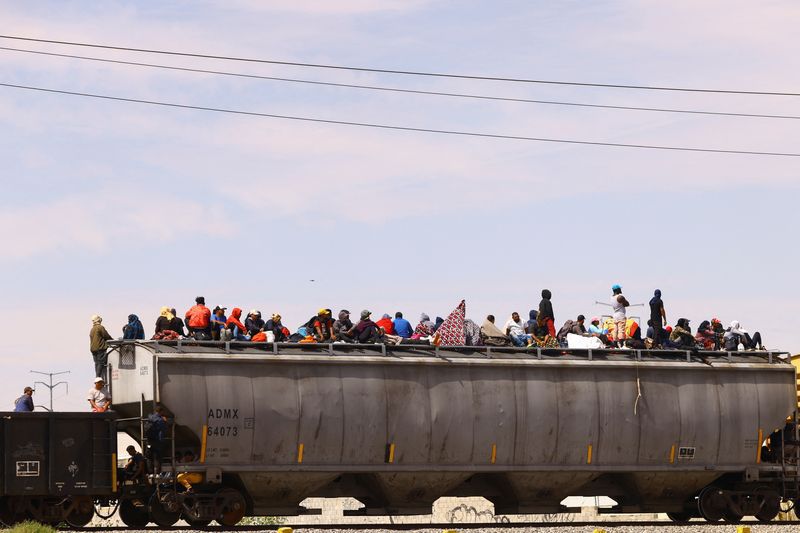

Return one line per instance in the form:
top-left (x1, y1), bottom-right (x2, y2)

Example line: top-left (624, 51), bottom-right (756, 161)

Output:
top-left (66, 520), bottom-right (800, 530)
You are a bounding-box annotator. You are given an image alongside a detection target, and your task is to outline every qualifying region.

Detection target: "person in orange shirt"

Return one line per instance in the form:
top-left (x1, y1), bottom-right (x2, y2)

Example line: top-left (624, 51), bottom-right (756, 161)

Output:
top-left (185, 296), bottom-right (212, 340)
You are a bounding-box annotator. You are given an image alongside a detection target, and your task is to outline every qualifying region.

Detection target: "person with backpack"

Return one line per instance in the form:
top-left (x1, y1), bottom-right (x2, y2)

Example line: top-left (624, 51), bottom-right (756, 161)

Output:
top-left (145, 405), bottom-right (168, 473)
top-left (13, 387), bottom-right (34, 412)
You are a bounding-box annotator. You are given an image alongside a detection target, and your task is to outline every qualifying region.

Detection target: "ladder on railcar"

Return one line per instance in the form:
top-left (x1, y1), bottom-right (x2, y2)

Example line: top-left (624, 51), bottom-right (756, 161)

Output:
top-left (92, 417), bottom-right (114, 491)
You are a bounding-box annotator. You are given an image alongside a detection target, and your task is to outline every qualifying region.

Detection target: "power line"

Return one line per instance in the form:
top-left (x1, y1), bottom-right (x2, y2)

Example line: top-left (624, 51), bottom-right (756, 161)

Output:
top-left (1, 81), bottom-right (798, 157)
top-left (2, 34), bottom-right (799, 97)
top-left (3, 45), bottom-right (799, 121)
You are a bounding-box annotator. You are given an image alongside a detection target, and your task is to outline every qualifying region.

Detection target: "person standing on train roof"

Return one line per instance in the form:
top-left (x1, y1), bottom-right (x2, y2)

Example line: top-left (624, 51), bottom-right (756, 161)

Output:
top-left (538, 289), bottom-right (556, 337)
top-left (88, 377), bottom-right (111, 412)
top-left (185, 296), bottom-right (211, 340)
top-left (13, 386), bottom-right (34, 412)
top-left (610, 284), bottom-right (630, 348)
top-left (89, 314), bottom-right (113, 380)
top-left (393, 312), bottom-right (413, 338)
top-left (648, 289), bottom-right (667, 348)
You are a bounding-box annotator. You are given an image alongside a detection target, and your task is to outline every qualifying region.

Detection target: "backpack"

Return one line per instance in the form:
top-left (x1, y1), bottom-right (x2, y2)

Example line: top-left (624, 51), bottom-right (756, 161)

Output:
top-left (144, 413), bottom-right (167, 443)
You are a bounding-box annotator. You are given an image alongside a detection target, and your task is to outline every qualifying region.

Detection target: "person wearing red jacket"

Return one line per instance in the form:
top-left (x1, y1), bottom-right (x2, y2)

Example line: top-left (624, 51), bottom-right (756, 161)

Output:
top-left (226, 308), bottom-right (250, 340)
top-left (185, 296), bottom-right (212, 340)
top-left (375, 314), bottom-right (395, 335)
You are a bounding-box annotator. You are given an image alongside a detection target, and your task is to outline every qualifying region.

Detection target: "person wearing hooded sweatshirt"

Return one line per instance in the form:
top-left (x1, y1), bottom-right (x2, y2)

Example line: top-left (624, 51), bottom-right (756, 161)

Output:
top-left (481, 315), bottom-right (511, 346)
top-left (89, 315), bottom-right (113, 379)
top-left (648, 289), bottom-right (667, 348)
top-left (376, 314), bottom-right (395, 335)
top-left (695, 320), bottom-right (718, 350)
top-left (414, 313), bottom-right (435, 337)
top-left (670, 318), bottom-right (695, 348)
top-left (538, 289), bottom-right (556, 337)
top-left (524, 310), bottom-right (538, 334)
top-left (226, 308), bottom-right (250, 340)
top-left (122, 314), bottom-right (145, 340)
top-left (333, 310), bottom-right (356, 343)
top-left (724, 321), bottom-right (764, 351)
top-left (245, 310), bottom-right (265, 337)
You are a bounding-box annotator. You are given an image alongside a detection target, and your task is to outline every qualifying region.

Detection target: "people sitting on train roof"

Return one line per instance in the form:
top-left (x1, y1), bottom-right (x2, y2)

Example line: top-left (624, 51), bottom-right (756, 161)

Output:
top-left (122, 314), bottom-right (145, 340)
top-left (393, 312), bottom-right (413, 338)
top-left (355, 310), bottom-right (382, 343)
top-left (414, 313), bottom-right (435, 337)
top-left (333, 310), bottom-right (356, 343)
top-left (480, 315), bottom-right (511, 346)
top-left (225, 308), bottom-right (250, 341)
top-left (464, 318), bottom-right (482, 346)
top-left (210, 306), bottom-right (227, 340)
top-left (556, 315), bottom-right (588, 344)
top-left (245, 310), bottom-right (265, 337)
top-left (311, 309), bottom-right (336, 342)
top-left (185, 296), bottom-right (212, 340)
top-left (376, 314), bottom-right (394, 335)
top-left (538, 289), bottom-right (556, 337)
top-left (588, 317), bottom-right (611, 345)
top-left (724, 320), bottom-right (765, 351)
top-left (13, 386), bottom-right (34, 412)
top-left (265, 314), bottom-right (290, 342)
top-left (669, 318), bottom-right (695, 348)
top-left (695, 320), bottom-right (718, 350)
top-left (531, 314), bottom-right (558, 348)
top-left (505, 312), bottom-right (533, 347)
top-left (88, 377), bottom-right (111, 413)
top-left (124, 445), bottom-right (146, 482)
top-left (524, 309), bottom-right (538, 334)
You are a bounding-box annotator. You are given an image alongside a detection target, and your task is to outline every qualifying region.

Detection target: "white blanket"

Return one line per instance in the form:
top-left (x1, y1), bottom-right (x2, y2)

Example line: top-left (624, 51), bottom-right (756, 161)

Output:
top-left (567, 333), bottom-right (605, 349)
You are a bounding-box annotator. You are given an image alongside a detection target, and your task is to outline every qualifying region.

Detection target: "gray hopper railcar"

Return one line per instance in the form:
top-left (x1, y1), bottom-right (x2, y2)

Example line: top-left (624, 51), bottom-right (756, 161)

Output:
top-left (108, 341), bottom-right (800, 525)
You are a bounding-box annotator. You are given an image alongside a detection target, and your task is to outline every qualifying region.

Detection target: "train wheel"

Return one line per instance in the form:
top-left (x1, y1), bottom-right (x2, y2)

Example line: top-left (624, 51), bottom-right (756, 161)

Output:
top-left (119, 499), bottom-right (150, 528)
top-left (722, 509), bottom-right (743, 523)
top-left (666, 511), bottom-right (691, 523)
top-left (66, 497), bottom-right (95, 528)
top-left (149, 491), bottom-right (181, 527)
top-left (755, 490), bottom-right (780, 522)
top-left (215, 488), bottom-right (246, 527)
top-left (697, 486), bottom-right (725, 522)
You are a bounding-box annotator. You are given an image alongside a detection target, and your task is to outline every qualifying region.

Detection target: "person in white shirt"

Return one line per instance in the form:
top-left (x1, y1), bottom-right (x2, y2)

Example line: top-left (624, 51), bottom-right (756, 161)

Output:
top-left (504, 312), bottom-right (532, 347)
top-left (87, 377), bottom-right (112, 412)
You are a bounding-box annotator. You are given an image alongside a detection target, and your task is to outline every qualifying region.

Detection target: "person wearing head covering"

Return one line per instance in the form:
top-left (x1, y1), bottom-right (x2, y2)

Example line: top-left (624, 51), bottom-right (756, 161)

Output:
top-left (122, 314), bottom-right (145, 340)
top-left (414, 313), bottom-right (436, 337)
top-left (312, 309), bottom-right (336, 342)
top-left (87, 377), bottom-right (111, 412)
top-left (695, 320), bottom-right (718, 350)
top-left (89, 315), bottom-right (113, 379)
top-left (376, 314), bottom-right (395, 335)
top-left (155, 307), bottom-right (175, 334)
top-left (648, 289), bottom-right (667, 348)
top-left (464, 318), bottom-right (482, 346)
top-left (610, 284), bottom-right (630, 347)
top-left (480, 315), bottom-right (511, 346)
top-left (333, 310), bottom-right (356, 343)
top-left (185, 297), bottom-right (212, 340)
top-left (245, 310), bottom-right (265, 337)
top-left (354, 310), bottom-right (381, 343)
top-left (225, 308), bottom-right (250, 340)
top-left (14, 386), bottom-right (34, 412)
top-left (723, 321), bottom-right (765, 351)
top-left (669, 318), bottom-right (695, 348)
top-left (210, 306), bottom-right (228, 340)
top-left (538, 289), bottom-right (556, 337)
top-left (265, 313), bottom-right (289, 342)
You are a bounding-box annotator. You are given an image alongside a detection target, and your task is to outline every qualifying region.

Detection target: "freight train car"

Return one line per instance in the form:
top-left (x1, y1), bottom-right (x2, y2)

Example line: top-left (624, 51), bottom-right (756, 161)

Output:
top-left (107, 341), bottom-right (799, 525)
top-left (0, 411), bottom-right (116, 526)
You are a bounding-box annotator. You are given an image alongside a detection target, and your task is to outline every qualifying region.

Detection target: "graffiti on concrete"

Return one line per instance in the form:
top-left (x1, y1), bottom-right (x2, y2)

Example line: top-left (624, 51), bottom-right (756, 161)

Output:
top-left (446, 503), bottom-right (510, 524)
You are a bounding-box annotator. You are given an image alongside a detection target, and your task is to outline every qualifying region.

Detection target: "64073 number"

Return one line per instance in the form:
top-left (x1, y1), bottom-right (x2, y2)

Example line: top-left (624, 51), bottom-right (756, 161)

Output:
top-left (207, 426), bottom-right (239, 437)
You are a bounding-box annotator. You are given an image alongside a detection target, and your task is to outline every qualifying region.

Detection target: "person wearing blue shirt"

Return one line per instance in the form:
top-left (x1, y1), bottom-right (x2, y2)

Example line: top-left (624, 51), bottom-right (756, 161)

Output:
top-left (14, 387), bottom-right (34, 412)
top-left (393, 312), bottom-right (413, 338)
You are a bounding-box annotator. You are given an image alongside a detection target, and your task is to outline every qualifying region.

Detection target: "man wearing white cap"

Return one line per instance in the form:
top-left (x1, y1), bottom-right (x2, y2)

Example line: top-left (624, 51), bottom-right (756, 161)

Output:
top-left (87, 377), bottom-right (112, 413)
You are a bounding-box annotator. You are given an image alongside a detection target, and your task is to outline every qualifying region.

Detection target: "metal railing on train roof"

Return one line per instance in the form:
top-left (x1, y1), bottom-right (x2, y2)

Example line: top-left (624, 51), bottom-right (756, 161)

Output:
top-left (108, 340), bottom-right (791, 365)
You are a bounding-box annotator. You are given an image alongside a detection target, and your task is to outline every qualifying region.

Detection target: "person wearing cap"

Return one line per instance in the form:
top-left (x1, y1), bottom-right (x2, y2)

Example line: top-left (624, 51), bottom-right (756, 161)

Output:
top-left (245, 310), bottom-right (266, 337)
top-left (87, 377), bottom-right (111, 413)
top-left (13, 386), bottom-right (34, 412)
top-left (312, 309), bottom-right (336, 342)
top-left (610, 284), bottom-right (630, 347)
top-left (354, 310), bottom-right (382, 343)
top-left (669, 318), bottom-right (695, 348)
top-left (185, 296), bottom-right (212, 340)
top-left (376, 314), bottom-right (395, 335)
top-left (333, 310), bottom-right (356, 343)
top-left (265, 314), bottom-right (289, 342)
top-left (392, 312), bottom-right (413, 338)
top-left (587, 317), bottom-right (611, 345)
top-left (210, 306), bottom-right (228, 340)
top-left (89, 314), bottom-right (113, 380)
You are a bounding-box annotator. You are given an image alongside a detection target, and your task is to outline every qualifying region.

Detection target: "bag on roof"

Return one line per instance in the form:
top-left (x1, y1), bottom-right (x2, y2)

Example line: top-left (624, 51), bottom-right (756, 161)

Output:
top-left (251, 332), bottom-right (267, 342)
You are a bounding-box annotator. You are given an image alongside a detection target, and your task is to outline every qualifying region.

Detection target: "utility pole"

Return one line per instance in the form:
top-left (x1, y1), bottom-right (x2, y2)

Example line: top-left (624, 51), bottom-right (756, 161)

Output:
top-left (30, 370), bottom-right (70, 412)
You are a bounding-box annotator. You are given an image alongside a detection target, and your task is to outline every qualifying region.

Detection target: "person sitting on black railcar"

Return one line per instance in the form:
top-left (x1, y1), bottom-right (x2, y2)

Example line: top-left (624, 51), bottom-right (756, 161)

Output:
top-left (124, 445), bottom-right (146, 482)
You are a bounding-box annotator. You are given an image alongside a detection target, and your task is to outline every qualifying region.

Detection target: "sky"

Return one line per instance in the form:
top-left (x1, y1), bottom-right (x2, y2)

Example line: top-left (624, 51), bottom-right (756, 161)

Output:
top-left (1, 0), bottom-right (799, 411)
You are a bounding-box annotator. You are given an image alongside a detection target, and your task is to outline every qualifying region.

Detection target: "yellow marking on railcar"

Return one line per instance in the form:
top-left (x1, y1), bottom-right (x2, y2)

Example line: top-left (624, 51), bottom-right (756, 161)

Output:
top-left (111, 453), bottom-right (117, 492)
top-left (388, 443), bottom-right (396, 463)
top-left (587, 444), bottom-right (593, 464)
top-left (736, 526), bottom-right (751, 533)
top-left (297, 443), bottom-right (305, 464)
top-left (490, 444), bottom-right (497, 464)
top-left (756, 429), bottom-right (763, 464)
top-left (200, 424), bottom-right (208, 463)
top-left (669, 444), bottom-right (676, 464)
